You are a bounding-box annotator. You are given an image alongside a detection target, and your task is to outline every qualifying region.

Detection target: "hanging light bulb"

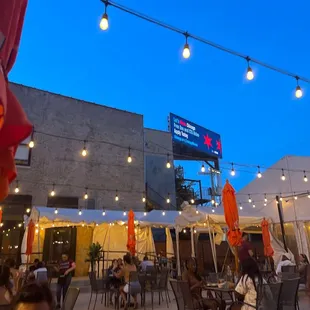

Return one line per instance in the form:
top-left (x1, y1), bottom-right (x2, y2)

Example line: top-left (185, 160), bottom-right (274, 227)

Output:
top-left (102, 209), bottom-right (106, 216)
top-left (212, 208), bottom-right (215, 213)
top-left (252, 203), bottom-right (256, 208)
top-left (280, 194), bottom-right (283, 201)
top-left (143, 212), bottom-right (147, 216)
top-left (50, 184), bottom-right (56, 197)
top-left (257, 166), bottom-right (262, 178)
top-left (264, 194), bottom-right (267, 203)
top-left (179, 211), bottom-right (182, 215)
top-left (115, 190), bottom-right (119, 202)
top-left (78, 209), bottom-right (82, 216)
top-left (281, 169), bottom-right (286, 181)
top-left (246, 57), bottom-right (254, 81)
top-left (211, 199), bottom-right (215, 205)
top-left (201, 164), bottom-right (206, 173)
top-left (123, 210), bottom-right (127, 216)
top-left (248, 195), bottom-right (252, 203)
top-left (14, 181), bottom-right (19, 193)
top-left (99, 3), bottom-right (109, 31)
top-left (294, 193), bottom-right (298, 200)
top-left (190, 198), bottom-right (195, 204)
top-left (54, 208), bottom-right (58, 215)
top-left (142, 193), bottom-right (146, 203)
top-left (304, 171), bottom-right (308, 182)
top-left (264, 202), bottom-right (267, 206)
top-left (127, 147), bottom-right (132, 163)
top-left (84, 188), bottom-right (88, 200)
top-left (183, 229), bottom-right (186, 233)
top-left (166, 193), bottom-right (170, 204)
top-left (230, 163), bottom-right (235, 176)
top-left (28, 140), bottom-right (35, 148)
top-left (239, 204), bottom-right (243, 210)
top-left (162, 211), bottom-right (166, 216)
top-left (26, 208), bottom-right (31, 213)
top-left (81, 140), bottom-right (88, 157)
top-left (308, 191), bottom-right (310, 199)
top-left (194, 229), bottom-right (197, 234)
top-left (295, 76), bottom-right (303, 99)
top-left (182, 33), bottom-right (190, 59)
top-left (196, 209), bottom-right (199, 214)
top-left (166, 154), bottom-right (171, 169)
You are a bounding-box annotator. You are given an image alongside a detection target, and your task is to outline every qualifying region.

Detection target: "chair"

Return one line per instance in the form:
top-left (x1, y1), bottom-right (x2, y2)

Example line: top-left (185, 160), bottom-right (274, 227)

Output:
top-left (176, 280), bottom-right (201, 310)
top-left (281, 265), bottom-right (297, 273)
top-left (258, 282), bottom-right (282, 310)
top-left (0, 305), bottom-right (12, 310)
top-left (36, 271), bottom-right (48, 285)
top-left (62, 287), bottom-right (80, 310)
top-left (279, 277), bottom-right (300, 309)
top-left (150, 268), bottom-right (170, 308)
top-left (146, 266), bottom-right (156, 275)
top-left (170, 280), bottom-right (185, 310)
top-left (88, 271), bottom-right (110, 310)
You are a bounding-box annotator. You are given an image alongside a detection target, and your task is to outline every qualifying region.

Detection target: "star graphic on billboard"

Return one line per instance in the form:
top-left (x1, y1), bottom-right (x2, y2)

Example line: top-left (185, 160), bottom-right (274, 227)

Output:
top-left (216, 140), bottom-right (222, 152)
top-left (203, 134), bottom-right (212, 149)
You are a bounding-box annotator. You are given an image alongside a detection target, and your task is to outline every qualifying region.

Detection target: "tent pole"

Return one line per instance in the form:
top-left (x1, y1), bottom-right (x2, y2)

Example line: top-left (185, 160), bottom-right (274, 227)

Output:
top-left (211, 226), bottom-right (218, 273)
top-left (190, 227), bottom-right (195, 258)
top-left (175, 226), bottom-right (181, 278)
top-left (106, 225), bottom-right (111, 270)
top-left (207, 217), bottom-right (217, 273)
top-left (276, 195), bottom-right (288, 252)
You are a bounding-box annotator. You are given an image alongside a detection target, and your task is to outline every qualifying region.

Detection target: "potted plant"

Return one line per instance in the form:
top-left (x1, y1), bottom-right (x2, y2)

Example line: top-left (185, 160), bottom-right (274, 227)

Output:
top-left (86, 242), bottom-right (102, 275)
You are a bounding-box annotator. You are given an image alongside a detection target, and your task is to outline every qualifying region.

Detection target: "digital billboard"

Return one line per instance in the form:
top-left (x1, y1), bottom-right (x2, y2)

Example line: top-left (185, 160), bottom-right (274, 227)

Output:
top-left (169, 113), bottom-right (222, 160)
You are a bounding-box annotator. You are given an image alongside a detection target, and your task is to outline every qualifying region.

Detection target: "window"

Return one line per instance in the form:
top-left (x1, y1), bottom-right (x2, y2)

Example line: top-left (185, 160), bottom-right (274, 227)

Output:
top-left (15, 134), bottom-right (32, 166)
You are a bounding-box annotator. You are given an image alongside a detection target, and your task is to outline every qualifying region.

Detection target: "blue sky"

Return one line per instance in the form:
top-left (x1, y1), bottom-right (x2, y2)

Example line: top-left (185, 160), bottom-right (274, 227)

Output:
top-left (10, 0), bottom-right (310, 192)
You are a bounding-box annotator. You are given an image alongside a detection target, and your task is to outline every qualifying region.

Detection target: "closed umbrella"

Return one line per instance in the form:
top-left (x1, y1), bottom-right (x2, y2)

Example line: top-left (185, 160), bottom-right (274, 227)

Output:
top-left (261, 218), bottom-right (274, 257)
top-left (222, 180), bottom-right (242, 272)
top-left (26, 219), bottom-right (35, 256)
top-left (0, 0), bottom-right (33, 200)
top-left (127, 210), bottom-right (136, 256)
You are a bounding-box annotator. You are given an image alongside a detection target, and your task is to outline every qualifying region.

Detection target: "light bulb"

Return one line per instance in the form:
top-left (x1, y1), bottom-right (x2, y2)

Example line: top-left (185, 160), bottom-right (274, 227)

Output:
top-left (212, 208), bottom-right (215, 213)
top-left (100, 13), bottom-right (109, 31)
top-left (294, 194), bottom-right (298, 200)
top-left (264, 203), bottom-right (267, 207)
top-left (211, 199), bottom-right (215, 205)
top-left (26, 208), bottom-right (31, 213)
top-left (115, 194), bottom-right (119, 201)
top-left (78, 210), bottom-right (82, 216)
top-left (246, 67), bottom-right (254, 81)
top-left (196, 210), bottom-right (199, 214)
top-left (239, 206), bottom-right (243, 210)
top-left (102, 210), bottom-right (106, 216)
top-left (194, 229), bottom-right (197, 234)
top-left (248, 195), bottom-right (252, 203)
top-left (81, 147), bottom-right (87, 157)
top-left (280, 196), bottom-right (283, 201)
top-left (18, 224), bottom-right (22, 228)
top-left (166, 162), bottom-right (171, 169)
top-left (162, 211), bottom-right (166, 216)
top-left (190, 199), bottom-right (195, 204)
top-left (54, 208), bottom-right (58, 214)
top-left (127, 147), bottom-right (132, 163)
top-left (14, 182), bottom-right (19, 193)
top-left (281, 169), bottom-right (286, 181)
top-left (84, 193), bottom-right (88, 200)
top-left (308, 192), bottom-right (310, 198)
top-left (264, 195), bottom-right (267, 203)
top-left (35, 229), bottom-right (39, 234)
top-left (304, 171), bottom-right (308, 182)
top-left (123, 211), bottom-right (127, 216)
top-left (257, 172), bottom-right (262, 178)
top-left (29, 140), bottom-right (34, 148)
top-left (201, 164), bottom-right (205, 173)
top-left (230, 163), bottom-right (235, 176)
top-left (252, 204), bottom-right (256, 208)
top-left (166, 198), bottom-right (170, 204)
top-left (295, 85), bottom-right (302, 99)
top-left (51, 190), bottom-right (55, 197)
top-left (142, 196), bottom-right (146, 203)
top-left (183, 229), bottom-right (186, 233)
top-left (143, 212), bottom-right (147, 216)
top-left (179, 211), bottom-right (182, 215)
top-left (182, 43), bottom-right (190, 59)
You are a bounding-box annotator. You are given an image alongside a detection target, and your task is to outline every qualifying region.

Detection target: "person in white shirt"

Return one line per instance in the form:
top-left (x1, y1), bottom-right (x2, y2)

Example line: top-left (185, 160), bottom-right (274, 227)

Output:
top-left (140, 256), bottom-right (154, 272)
top-left (276, 255), bottom-right (295, 275)
top-left (33, 262), bottom-right (48, 279)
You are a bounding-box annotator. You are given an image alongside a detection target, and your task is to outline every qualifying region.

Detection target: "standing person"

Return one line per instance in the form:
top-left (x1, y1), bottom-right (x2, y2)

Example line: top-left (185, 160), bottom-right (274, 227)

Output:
top-left (238, 233), bottom-right (254, 264)
top-left (54, 253), bottom-right (76, 309)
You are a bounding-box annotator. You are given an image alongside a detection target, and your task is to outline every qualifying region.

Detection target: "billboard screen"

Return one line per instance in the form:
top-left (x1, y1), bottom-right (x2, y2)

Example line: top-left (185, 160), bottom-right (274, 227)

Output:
top-left (169, 113), bottom-right (222, 159)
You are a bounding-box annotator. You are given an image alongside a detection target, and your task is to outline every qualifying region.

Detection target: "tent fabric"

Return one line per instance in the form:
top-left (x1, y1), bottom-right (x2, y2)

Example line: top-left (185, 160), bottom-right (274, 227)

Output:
top-left (136, 226), bottom-right (156, 260)
top-left (165, 227), bottom-right (174, 258)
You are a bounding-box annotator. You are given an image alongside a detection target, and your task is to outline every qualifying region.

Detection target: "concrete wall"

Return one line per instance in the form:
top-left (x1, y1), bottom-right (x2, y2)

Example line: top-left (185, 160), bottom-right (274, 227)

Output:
top-left (144, 129), bottom-right (176, 209)
top-left (11, 83), bottom-right (145, 211)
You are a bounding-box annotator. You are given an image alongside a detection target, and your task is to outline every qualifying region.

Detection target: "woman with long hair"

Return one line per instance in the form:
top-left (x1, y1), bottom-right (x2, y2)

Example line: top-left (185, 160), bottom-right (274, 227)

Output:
top-left (231, 258), bottom-right (263, 310)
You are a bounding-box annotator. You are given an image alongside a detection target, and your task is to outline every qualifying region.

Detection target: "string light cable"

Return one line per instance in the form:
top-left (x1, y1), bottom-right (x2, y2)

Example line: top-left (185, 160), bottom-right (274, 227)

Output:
top-left (99, 0), bottom-right (310, 97)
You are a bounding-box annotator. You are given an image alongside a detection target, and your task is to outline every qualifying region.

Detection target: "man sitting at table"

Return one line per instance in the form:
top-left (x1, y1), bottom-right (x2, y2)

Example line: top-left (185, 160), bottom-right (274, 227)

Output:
top-left (182, 258), bottom-right (226, 310)
top-left (140, 256), bottom-right (154, 272)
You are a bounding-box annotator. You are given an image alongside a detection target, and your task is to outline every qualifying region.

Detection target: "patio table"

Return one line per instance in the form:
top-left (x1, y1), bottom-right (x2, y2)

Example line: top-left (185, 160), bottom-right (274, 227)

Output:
top-left (203, 286), bottom-right (235, 303)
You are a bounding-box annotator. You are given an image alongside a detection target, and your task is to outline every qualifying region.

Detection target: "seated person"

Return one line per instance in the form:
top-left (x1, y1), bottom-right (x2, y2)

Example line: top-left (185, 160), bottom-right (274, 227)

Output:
top-left (33, 262), bottom-right (48, 280)
top-left (29, 259), bottom-right (40, 272)
top-left (182, 257), bottom-right (225, 310)
top-left (298, 254), bottom-right (309, 280)
top-left (276, 255), bottom-right (295, 275)
top-left (140, 256), bottom-right (154, 272)
top-left (0, 266), bottom-right (13, 305)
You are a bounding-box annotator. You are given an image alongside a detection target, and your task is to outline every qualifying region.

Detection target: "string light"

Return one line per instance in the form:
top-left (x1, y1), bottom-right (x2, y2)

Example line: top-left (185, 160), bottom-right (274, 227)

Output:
top-left (196, 209), bottom-right (199, 214)
top-left (123, 210), bottom-right (127, 216)
top-left (18, 223), bottom-right (22, 228)
top-left (246, 57), bottom-right (254, 81)
top-left (166, 193), bottom-right (170, 204)
top-left (50, 184), bottom-right (56, 197)
top-left (201, 164), bottom-right (206, 173)
top-left (81, 141), bottom-right (88, 157)
top-left (230, 163), bottom-right (235, 176)
top-left (252, 203), bottom-right (256, 208)
top-left (304, 171), bottom-right (308, 182)
top-left (100, 2), bottom-right (109, 31)
top-left (29, 140), bottom-right (34, 148)
top-left (183, 229), bottom-right (186, 233)
top-left (212, 208), bottom-right (215, 213)
top-left (294, 193), bottom-right (298, 200)
top-left (257, 166), bottom-right (262, 178)
top-left (166, 154), bottom-right (171, 169)
top-left (84, 188), bottom-right (88, 200)
top-left (115, 190), bottom-right (119, 201)
top-left (143, 212), bottom-right (147, 216)
top-left (264, 194), bottom-right (267, 203)
top-left (102, 209), bottom-right (106, 216)
top-left (14, 181), bottom-right (20, 193)
top-left (78, 209), bottom-right (82, 216)
top-left (179, 211), bottom-right (182, 215)
top-left (190, 198), bottom-right (195, 204)
top-left (211, 199), bottom-right (215, 205)
top-left (182, 33), bottom-right (190, 59)
top-left (162, 211), bottom-right (166, 216)
top-left (54, 208), bottom-right (58, 214)
top-left (281, 169), bottom-right (286, 181)
top-left (239, 204), bottom-right (243, 210)
top-left (26, 208), bottom-right (31, 213)
top-left (295, 76), bottom-right (303, 99)
top-left (127, 147), bottom-right (132, 163)
top-left (248, 195), bottom-right (252, 203)
top-left (142, 193), bottom-right (146, 203)
top-left (280, 194), bottom-right (283, 201)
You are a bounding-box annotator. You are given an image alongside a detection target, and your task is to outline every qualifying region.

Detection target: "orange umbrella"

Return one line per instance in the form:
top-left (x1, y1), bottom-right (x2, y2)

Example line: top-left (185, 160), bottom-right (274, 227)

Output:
top-left (261, 218), bottom-right (274, 257)
top-left (0, 207), bottom-right (2, 224)
top-left (0, 0), bottom-right (33, 201)
top-left (26, 219), bottom-right (35, 256)
top-left (127, 210), bottom-right (136, 256)
top-left (222, 180), bottom-right (242, 247)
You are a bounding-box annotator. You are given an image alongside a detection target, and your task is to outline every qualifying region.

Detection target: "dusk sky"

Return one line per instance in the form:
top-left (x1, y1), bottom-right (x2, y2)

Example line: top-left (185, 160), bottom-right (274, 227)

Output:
top-left (10, 0), bottom-right (310, 193)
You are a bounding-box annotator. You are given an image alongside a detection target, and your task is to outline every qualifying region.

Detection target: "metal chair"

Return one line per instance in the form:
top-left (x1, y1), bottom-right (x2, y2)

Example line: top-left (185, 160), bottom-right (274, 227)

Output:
top-left (279, 277), bottom-right (300, 309)
top-left (170, 279), bottom-right (185, 310)
top-left (258, 282), bottom-right (282, 310)
top-left (150, 268), bottom-right (170, 308)
top-left (36, 271), bottom-right (48, 285)
top-left (62, 287), bottom-right (80, 310)
top-left (88, 271), bottom-right (110, 310)
top-left (281, 265), bottom-right (297, 273)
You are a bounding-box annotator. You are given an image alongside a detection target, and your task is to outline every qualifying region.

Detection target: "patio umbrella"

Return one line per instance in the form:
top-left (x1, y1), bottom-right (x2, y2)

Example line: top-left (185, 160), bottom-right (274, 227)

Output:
top-left (261, 218), bottom-right (274, 257)
top-left (26, 219), bottom-right (35, 256)
top-left (222, 180), bottom-right (242, 272)
top-left (0, 207), bottom-right (2, 223)
top-left (127, 210), bottom-right (136, 256)
top-left (0, 0), bottom-right (33, 200)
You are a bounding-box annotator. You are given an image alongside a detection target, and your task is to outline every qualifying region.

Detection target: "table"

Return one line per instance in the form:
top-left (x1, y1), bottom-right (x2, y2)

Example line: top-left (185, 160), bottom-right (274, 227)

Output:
top-left (204, 286), bottom-right (235, 303)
